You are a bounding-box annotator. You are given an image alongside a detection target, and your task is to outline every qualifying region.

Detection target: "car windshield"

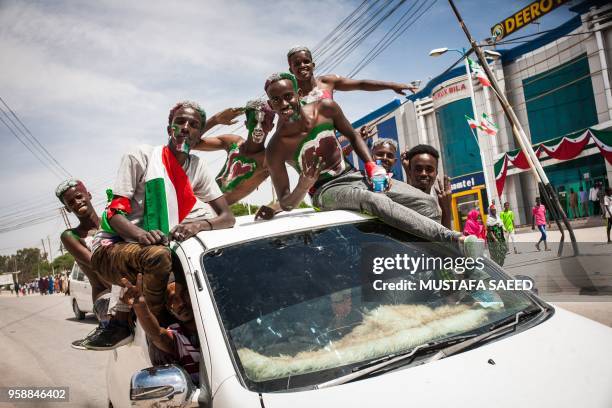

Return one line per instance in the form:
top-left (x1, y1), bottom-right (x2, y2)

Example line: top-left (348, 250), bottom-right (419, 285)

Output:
top-left (202, 220), bottom-right (539, 392)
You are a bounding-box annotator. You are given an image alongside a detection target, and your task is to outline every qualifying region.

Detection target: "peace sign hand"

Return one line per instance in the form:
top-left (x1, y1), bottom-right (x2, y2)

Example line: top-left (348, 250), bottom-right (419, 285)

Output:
top-left (298, 156), bottom-right (327, 190)
top-left (435, 176), bottom-right (452, 212)
top-left (120, 273), bottom-right (145, 306)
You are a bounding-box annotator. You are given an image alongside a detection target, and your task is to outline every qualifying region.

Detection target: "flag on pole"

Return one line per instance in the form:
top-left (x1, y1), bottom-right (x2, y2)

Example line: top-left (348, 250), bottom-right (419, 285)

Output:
top-left (480, 113), bottom-right (499, 136)
top-left (467, 57), bottom-right (491, 87)
top-left (465, 115), bottom-right (481, 130)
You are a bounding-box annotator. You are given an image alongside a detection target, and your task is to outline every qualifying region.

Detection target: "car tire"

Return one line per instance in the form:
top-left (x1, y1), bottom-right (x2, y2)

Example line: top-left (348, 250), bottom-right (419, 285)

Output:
top-left (73, 299), bottom-right (86, 320)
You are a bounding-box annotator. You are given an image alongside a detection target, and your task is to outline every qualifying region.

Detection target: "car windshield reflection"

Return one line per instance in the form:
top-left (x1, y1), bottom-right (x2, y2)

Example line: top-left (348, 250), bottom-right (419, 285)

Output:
top-left (202, 221), bottom-right (537, 392)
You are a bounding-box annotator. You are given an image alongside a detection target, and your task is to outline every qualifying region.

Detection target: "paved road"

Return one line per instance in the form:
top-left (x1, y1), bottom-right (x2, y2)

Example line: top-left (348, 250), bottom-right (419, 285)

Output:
top-left (0, 293), bottom-right (108, 408)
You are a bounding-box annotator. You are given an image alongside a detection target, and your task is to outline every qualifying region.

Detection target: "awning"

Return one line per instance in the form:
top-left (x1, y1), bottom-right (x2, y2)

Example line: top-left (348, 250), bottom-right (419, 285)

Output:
top-left (494, 128), bottom-right (612, 196)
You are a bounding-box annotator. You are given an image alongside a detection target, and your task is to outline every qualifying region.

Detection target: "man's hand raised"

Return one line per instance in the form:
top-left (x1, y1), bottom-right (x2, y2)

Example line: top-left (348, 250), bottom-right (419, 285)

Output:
top-left (435, 176), bottom-right (452, 211)
top-left (213, 107), bottom-right (244, 126)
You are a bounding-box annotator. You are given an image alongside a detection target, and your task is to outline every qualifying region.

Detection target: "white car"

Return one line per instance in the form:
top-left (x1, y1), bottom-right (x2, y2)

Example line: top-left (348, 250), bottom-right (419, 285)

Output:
top-left (69, 263), bottom-right (93, 320)
top-left (107, 209), bottom-right (612, 408)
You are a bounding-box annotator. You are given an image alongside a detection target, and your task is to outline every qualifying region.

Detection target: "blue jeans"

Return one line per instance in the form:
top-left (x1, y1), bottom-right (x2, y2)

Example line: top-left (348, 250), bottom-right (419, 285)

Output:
top-left (537, 224), bottom-right (547, 242)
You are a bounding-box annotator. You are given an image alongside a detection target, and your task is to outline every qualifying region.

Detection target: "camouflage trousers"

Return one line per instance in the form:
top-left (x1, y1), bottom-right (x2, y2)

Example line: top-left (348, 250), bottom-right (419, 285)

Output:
top-left (91, 243), bottom-right (172, 317)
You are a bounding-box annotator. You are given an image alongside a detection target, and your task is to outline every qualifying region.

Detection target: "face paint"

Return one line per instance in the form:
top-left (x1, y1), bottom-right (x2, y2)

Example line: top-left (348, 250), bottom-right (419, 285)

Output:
top-left (289, 110), bottom-right (301, 123)
top-left (246, 109), bottom-right (265, 144)
top-left (170, 124), bottom-right (191, 154)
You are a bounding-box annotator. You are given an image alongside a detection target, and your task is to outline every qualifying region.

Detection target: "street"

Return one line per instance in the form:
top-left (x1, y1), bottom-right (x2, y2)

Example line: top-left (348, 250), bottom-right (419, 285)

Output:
top-left (0, 293), bottom-right (108, 408)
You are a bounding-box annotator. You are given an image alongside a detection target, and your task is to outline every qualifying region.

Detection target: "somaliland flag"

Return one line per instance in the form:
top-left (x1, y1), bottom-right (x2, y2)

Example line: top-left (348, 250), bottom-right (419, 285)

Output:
top-left (143, 145), bottom-right (197, 234)
top-left (480, 113), bottom-right (499, 136)
top-left (467, 57), bottom-right (491, 87)
top-left (465, 115), bottom-right (481, 130)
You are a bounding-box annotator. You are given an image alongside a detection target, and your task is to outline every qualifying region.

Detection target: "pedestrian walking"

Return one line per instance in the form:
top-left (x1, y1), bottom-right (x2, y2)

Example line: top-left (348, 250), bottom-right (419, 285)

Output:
top-left (486, 205), bottom-right (507, 266)
top-left (500, 202), bottom-right (519, 254)
top-left (532, 197), bottom-right (550, 251)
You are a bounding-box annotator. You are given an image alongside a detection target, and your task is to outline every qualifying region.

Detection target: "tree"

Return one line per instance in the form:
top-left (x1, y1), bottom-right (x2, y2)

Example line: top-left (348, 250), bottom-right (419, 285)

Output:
top-left (230, 203), bottom-right (260, 217)
top-left (52, 253), bottom-right (75, 272)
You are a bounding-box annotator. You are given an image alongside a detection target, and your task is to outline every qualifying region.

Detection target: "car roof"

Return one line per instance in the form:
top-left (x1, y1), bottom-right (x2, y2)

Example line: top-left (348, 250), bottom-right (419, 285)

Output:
top-left (193, 209), bottom-right (373, 250)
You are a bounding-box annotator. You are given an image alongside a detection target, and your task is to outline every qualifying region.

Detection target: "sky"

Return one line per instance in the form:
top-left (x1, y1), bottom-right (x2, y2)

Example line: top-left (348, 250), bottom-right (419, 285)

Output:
top-left (0, 0), bottom-right (575, 257)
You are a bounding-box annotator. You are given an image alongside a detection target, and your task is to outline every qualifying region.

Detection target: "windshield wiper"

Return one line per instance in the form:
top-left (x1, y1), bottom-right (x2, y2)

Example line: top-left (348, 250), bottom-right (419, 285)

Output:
top-left (315, 333), bottom-right (478, 389)
top-left (426, 306), bottom-right (548, 363)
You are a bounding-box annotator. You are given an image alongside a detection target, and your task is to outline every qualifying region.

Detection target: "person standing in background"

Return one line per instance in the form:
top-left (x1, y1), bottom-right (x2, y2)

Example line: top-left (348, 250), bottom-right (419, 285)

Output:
top-left (589, 182), bottom-right (599, 216)
top-left (579, 186), bottom-right (589, 218)
top-left (569, 188), bottom-right (579, 219)
top-left (604, 187), bottom-right (612, 243)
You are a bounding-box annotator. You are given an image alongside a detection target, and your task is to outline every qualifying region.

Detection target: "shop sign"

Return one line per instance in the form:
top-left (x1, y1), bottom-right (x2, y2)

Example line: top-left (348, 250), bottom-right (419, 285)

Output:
top-left (451, 172), bottom-right (485, 194)
top-left (432, 80), bottom-right (469, 109)
top-left (491, 0), bottom-right (569, 42)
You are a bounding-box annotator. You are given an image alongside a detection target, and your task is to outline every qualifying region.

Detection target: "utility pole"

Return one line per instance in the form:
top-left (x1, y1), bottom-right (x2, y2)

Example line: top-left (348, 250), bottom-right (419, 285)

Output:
top-left (59, 208), bottom-right (72, 229)
top-left (447, 0), bottom-right (578, 256)
top-left (41, 239), bottom-right (47, 261)
top-left (47, 236), bottom-right (55, 274)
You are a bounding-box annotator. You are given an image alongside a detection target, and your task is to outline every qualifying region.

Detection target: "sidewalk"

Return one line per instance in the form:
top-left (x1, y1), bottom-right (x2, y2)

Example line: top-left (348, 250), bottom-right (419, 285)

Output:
top-left (514, 215), bottom-right (608, 235)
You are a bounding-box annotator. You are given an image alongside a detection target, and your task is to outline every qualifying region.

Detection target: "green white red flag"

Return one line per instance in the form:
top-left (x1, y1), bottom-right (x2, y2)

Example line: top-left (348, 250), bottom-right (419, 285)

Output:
top-left (465, 115), bottom-right (481, 130)
top-left (143, 145), bottom-right (196, 234)
top-left (467, 58), bottom-right (491, 87)
top-left (480, 113), bottom-right (499, 136)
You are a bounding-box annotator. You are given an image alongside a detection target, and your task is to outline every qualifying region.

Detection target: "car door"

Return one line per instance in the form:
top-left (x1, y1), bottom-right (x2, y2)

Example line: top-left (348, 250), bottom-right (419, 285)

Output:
top-left (71, 264), bottom-right (93, 312)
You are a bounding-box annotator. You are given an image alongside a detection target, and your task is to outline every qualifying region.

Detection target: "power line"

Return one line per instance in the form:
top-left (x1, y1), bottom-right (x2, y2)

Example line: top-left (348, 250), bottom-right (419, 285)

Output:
top-left (0, 113), bottom-right (66, 180)
top-left (0, 96), bottom-right (72, 178)
top-left (317, 0), bottom-right (407, 74)
top-left (312, 0), bottom-right (371, 54)
top-left (348, 0), bottom-right (437, 77)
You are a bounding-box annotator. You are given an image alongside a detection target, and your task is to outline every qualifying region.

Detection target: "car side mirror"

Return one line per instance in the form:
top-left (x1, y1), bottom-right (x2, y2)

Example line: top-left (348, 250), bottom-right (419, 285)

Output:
top-left (130, 364), bottom-right (195, 407)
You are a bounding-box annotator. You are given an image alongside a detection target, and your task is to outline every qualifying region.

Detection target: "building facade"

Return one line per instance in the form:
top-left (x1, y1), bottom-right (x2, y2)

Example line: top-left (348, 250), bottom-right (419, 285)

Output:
top-left (349, 0), bottom-right (612, 231)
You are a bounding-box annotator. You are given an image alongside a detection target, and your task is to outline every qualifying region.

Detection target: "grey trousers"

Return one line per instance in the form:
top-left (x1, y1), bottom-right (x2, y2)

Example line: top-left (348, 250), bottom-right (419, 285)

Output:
top-left (313, 171), bottom-right (460, 243)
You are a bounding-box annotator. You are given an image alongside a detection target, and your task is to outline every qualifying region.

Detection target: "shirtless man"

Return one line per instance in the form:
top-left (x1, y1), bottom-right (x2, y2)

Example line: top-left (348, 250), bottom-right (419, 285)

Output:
top-left (193, 99), bottom-right (275, 205)
top-left (264, 72), bottom-right (477, 253)
top-left (287, 46), bottom-right (416, 104)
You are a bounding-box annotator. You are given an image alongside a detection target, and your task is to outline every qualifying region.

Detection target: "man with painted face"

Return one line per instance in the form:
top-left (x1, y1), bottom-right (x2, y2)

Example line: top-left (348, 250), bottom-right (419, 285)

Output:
top-left (121, 274), bottom-right (201, 385)
top-left (402, 144), bottom-right (452, 229)
top-left (88, 101), bottom-right (235, 350)
top-left (193, 99), bottom-right (276, 206)
top-left (287, 46), bottom-right (417, 104)
top-left (264, 72), bottom-right (480, 254)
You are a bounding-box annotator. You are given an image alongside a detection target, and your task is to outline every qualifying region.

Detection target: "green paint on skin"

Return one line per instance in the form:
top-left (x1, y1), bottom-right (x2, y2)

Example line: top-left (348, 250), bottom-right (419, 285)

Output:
top-left (169, 124), bottom-right (191, 153)
top-left (245, 109), bottom-right (257, 137)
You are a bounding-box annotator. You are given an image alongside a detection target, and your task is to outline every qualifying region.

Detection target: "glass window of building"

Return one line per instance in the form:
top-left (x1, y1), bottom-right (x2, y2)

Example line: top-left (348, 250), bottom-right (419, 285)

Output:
top-left (435, 97), bottom-right (482, 178)
top-left (524, 53), bottom-right (598, 144)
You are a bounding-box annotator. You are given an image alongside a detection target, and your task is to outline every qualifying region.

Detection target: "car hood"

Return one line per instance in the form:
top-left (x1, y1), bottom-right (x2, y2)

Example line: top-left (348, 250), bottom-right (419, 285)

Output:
top-left (262, 307), bottom-right (612, 408)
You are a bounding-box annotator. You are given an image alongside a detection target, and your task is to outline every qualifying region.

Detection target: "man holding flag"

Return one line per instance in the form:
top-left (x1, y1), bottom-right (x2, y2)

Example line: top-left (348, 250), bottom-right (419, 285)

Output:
top-left (87, 101), bottom-right (235, 349)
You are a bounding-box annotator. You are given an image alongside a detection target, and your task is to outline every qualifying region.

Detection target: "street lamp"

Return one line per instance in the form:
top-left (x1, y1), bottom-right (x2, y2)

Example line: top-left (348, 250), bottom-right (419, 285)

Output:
top-left (429, 46), bottom-right (499, 208)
